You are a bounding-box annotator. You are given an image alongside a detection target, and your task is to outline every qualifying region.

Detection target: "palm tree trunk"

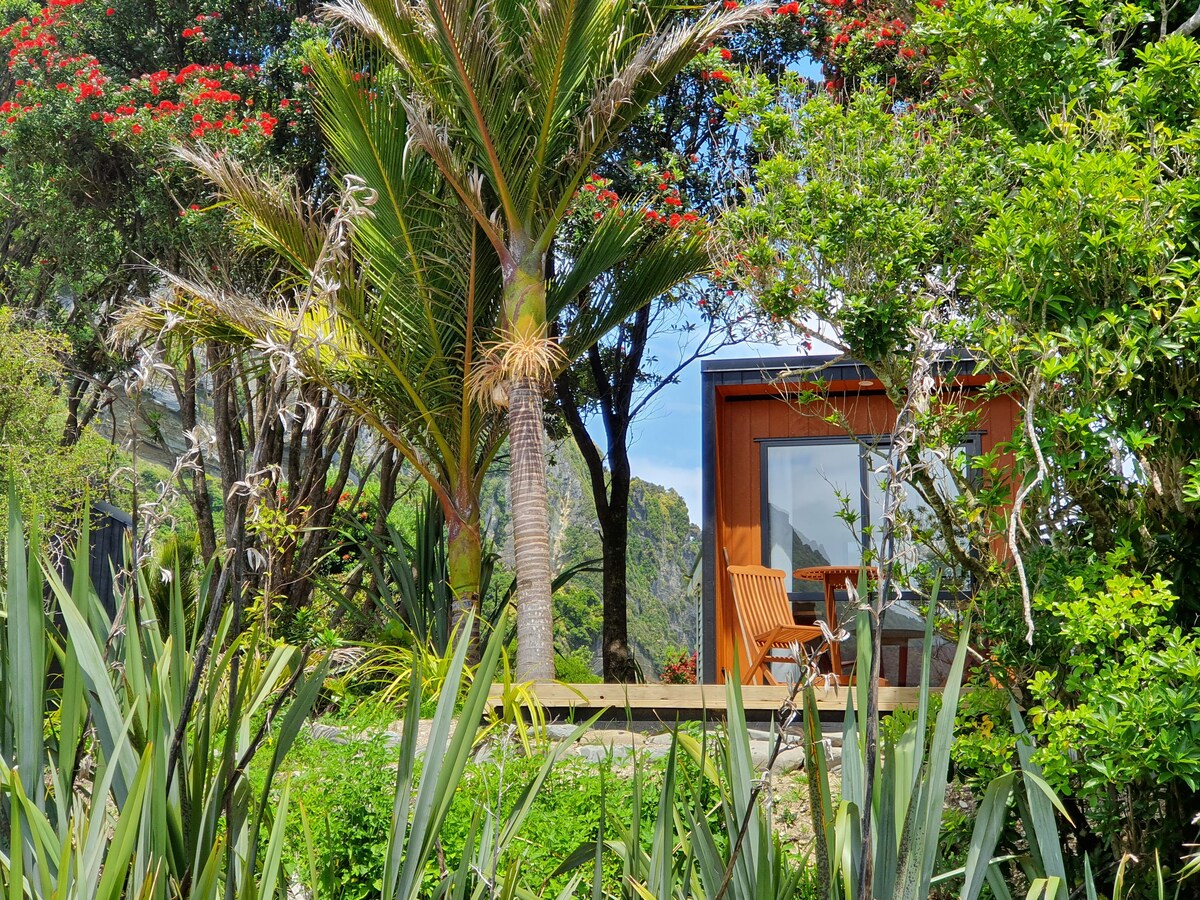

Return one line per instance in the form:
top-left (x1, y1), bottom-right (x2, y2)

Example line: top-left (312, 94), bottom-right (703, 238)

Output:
top-left (509, 375), bottom-right (555, 680)
top-left (504, 246), bottom-right (557, 681)
top-left (446, 504), bottom-right (482, 663)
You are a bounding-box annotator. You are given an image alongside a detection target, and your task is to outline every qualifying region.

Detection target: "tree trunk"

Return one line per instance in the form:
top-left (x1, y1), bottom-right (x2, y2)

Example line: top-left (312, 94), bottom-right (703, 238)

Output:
top-left (446, 498), bottom-right (482, 663)
top-left (505, 243), bottom-right (556, 681)
top-left (509, 375), bottom-right (555, 680)
top-left (599, 485), bottom-right (637, 681)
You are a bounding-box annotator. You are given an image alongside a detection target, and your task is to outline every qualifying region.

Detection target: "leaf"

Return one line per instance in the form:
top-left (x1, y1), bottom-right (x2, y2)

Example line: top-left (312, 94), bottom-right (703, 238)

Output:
top-left (7, 482), bottom-right (45, 807)
top-left (960, 771), bottom-right (1017, 900)
top-left (1010, 699), bottom-right (1068, 893)
top-left (95, 744), bottom-right (155, 900)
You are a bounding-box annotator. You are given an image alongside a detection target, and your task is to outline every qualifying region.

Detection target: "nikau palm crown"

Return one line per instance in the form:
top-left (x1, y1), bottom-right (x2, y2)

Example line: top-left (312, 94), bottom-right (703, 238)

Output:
top-left (321, 0), bottom-right (761, 679)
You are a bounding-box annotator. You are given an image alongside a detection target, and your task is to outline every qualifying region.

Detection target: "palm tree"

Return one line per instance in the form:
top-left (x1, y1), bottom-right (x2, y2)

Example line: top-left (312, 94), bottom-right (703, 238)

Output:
top-left (126, 46), bottom-right (712, 660)
top-left (124, 50), bottom-right (507, 639)
top-left (324, 0), bottom-right (760, 678)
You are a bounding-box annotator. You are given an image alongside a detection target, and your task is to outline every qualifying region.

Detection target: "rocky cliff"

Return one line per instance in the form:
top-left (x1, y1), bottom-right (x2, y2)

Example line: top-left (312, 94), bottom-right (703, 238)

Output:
top-left (480, 440), bottom-right (700, 676)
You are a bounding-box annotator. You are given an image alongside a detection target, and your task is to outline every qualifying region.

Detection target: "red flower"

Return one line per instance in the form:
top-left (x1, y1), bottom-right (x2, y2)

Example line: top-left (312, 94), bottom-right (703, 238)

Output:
top-left (899, 46), bottom-right (915, 59)
top-left (663, 196), bottom-right (683, 207)
top-left (723, 0), bottom-right (738, 7)
top-left (105, 6), bottom-right (113, 13)
top-left (719, 47), bottom-right (732, 61)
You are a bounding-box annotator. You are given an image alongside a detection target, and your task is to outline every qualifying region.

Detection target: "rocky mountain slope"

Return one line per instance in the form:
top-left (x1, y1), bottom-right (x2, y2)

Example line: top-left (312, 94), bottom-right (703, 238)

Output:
top-left (480, 440), bottom-right (700, 675)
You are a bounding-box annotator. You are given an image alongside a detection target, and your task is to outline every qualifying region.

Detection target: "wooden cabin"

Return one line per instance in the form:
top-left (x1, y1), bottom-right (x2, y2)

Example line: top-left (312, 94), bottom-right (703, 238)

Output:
top-left (699, 355), bottom-right (1019, 685)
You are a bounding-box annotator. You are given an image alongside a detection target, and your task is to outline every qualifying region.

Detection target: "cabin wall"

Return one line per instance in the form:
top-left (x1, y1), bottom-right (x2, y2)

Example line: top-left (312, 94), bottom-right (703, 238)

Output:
top-left (708, 381), bottom-right (1018, 682)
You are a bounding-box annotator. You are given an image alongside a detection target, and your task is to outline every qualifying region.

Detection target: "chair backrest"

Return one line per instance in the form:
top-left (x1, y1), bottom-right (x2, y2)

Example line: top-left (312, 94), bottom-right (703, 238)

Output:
top-left (727, 565), bottom-right (794, 644)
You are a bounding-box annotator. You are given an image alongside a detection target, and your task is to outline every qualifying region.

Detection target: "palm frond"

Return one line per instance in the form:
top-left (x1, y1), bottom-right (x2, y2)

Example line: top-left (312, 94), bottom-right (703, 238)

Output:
top-left (549, 202), bottom-right (713, 365)
top-left (572, 3), bottom-right (765, 176)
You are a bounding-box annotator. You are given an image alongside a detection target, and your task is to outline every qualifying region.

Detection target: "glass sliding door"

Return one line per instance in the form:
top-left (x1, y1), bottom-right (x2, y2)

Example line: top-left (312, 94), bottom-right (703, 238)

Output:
top-left (761, 436), bottom-right (978, 594)
top-left (762, 440), bottom-right (866, 591)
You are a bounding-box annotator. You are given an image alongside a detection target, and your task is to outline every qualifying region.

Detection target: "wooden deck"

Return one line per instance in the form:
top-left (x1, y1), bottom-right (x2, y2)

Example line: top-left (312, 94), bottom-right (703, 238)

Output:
top-left (487, 682), bottom-right (929, 720)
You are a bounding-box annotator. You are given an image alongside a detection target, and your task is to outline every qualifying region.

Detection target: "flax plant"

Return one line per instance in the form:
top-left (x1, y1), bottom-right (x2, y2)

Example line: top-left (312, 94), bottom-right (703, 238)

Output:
top-left (0, 497), bottom-right (328, 898)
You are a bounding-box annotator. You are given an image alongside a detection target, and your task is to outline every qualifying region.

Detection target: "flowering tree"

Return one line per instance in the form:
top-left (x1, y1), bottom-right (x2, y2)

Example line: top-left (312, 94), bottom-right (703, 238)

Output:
top-left (0, 0), bottom-right (373, 641)
top-left (0, 0), bottom-right (320, 445)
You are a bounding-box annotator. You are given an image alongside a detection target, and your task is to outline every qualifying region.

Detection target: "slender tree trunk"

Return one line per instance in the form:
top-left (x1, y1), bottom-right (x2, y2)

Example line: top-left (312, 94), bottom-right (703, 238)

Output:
top-left (176, 351), bottom-right (218, 562)
top-left (600, 396), bottom-right (636, 680)
top-left (446, 494), bottom-right (482, 663)
top-left (600, 488), bottom-right (637, 681)
top-left (509, 375), bottom-right (555, 680)
top-left (506, 245), bottom-right (556, 681)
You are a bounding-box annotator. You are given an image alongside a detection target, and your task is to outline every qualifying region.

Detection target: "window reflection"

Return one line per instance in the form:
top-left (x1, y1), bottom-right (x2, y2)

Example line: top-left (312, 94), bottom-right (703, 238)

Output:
top-left (763, 439), bottom-right (974, 594)
top-left (764, 442), bottom-right (865, 591)
top-left (868, 445), bottom-right (970, 591)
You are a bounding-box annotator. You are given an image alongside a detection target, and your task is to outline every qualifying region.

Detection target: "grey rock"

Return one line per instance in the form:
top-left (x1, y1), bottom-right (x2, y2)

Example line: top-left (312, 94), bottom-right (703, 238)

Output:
top-left (579, 730), bottom-right (644, 751)
top-left (576, 744), bottom-right (631, 763)
top-left (643, 733), bottom-right (677, 748)
top-left (546, 723), bottom-right (581, 741)
top-left (749, 741), bottom-right (773, 769)
top-left (769, 748), bottom-right (806, 775)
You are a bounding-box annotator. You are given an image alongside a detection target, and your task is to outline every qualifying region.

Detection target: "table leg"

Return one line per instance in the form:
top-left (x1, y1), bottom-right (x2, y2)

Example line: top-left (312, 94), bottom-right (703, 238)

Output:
top-left (825, 578), bottom-right (843, 677)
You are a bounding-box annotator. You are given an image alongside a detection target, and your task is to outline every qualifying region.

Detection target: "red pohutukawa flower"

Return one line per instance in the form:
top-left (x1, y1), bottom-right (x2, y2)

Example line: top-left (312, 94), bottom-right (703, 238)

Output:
top-left (1, 0), bottom-right (287, 145)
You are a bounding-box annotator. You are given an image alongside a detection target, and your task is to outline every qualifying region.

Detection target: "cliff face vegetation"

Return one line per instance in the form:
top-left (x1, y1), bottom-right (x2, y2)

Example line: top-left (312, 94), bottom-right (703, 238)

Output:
top-left (482, 440), bottom-right (700, 676)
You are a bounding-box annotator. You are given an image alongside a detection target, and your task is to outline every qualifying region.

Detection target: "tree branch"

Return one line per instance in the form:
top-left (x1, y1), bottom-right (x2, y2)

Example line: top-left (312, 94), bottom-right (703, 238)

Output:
top-left (1172, 2), bottom-right (1200, 34)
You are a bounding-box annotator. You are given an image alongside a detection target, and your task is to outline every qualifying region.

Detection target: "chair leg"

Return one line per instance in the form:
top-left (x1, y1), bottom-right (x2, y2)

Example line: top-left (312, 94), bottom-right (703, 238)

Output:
top-left (745, 643), bottom-right (774, 685)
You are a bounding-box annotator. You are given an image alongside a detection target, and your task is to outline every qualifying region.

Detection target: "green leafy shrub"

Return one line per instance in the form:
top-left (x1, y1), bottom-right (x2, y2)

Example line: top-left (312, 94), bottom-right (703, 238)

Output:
top-left (0, 308), bottom-right (115, 552)
top-left (1029, 545), bottom-right (1200, 864)
top-left (555, 646), bottom-right (601, 682)
top-left (280, 734), bottom-right (399, 900)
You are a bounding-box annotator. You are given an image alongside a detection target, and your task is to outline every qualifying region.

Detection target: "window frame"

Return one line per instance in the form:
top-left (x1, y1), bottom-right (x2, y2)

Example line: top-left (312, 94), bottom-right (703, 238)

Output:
top-left (757, 433), bottom-right (982, 603)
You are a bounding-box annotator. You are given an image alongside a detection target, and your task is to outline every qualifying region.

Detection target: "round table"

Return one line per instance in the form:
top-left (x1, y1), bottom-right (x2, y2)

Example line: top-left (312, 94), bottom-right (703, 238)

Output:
top-left (793, 565), bottom-right (879, 677)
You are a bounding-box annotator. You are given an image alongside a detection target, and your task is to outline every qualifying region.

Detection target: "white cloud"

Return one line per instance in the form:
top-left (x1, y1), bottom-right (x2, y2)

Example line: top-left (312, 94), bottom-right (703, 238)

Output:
top-left (629, 457), bottom-right (703, 526)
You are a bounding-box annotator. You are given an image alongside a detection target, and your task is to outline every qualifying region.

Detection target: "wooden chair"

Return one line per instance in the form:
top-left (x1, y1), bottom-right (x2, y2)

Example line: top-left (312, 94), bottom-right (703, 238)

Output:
top-left (727, 565), bottom-right (825, 685)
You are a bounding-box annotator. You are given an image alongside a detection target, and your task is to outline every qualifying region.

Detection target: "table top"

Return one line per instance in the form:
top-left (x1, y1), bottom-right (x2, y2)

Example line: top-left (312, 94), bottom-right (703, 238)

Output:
top-left (794, 565), bottom-right (880, 582)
